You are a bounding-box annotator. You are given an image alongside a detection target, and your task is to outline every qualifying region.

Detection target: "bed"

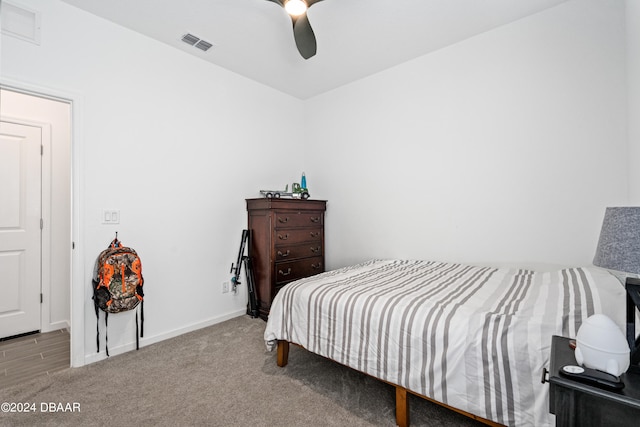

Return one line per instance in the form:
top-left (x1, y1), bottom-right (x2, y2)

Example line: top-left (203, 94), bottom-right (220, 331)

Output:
top-left (263, 259), bottom-right (626, 427)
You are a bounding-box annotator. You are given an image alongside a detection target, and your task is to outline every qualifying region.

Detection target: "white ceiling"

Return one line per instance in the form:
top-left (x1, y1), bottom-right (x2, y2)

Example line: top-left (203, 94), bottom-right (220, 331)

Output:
top-left (60, 0), bottom-right (567, 99)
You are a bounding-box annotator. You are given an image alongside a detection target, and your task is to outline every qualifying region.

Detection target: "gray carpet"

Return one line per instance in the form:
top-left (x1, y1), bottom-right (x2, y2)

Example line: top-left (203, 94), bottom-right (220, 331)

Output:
top-left (0, 316), bottom-right (483, 426)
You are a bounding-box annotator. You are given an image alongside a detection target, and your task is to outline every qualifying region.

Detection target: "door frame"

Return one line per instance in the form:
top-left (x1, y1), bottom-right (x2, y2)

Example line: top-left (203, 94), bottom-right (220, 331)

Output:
top-left (1, 78), bottom-right (86, 367)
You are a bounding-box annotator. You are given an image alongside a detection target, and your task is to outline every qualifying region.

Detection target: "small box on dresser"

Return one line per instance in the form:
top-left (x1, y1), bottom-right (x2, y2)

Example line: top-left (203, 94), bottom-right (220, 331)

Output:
top-left (246, 198), bottom-right (327, 320)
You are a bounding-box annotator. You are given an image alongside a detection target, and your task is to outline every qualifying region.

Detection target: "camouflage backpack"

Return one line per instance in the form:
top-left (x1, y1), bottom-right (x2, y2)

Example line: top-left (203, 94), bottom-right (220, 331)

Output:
top-left (92, 236), bottom-right (144, 356)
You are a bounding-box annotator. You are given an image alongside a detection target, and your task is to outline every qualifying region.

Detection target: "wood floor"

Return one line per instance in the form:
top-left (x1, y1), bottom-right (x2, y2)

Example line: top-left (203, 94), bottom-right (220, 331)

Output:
top-left (0, 329), bottom-right (70, 389)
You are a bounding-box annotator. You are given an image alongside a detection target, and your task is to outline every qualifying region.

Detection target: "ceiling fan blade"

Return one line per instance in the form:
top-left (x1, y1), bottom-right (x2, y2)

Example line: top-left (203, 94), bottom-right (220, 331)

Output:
top-left (265, 0), bottom-right (326, 59)
top-left (292, 13), bottom-right (317, 59)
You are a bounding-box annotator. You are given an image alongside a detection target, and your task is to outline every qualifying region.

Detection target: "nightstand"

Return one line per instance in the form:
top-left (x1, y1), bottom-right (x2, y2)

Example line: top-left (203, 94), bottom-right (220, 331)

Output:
top-left (548, 335), bottom-right (640, 427)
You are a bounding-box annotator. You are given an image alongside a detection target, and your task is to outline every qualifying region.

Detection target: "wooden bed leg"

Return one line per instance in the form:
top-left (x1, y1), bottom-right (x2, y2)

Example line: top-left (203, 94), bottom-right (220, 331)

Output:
top-left (277, 340), bottom-right (289, 367)
top-left (396, 386), bottom-right (409, 427)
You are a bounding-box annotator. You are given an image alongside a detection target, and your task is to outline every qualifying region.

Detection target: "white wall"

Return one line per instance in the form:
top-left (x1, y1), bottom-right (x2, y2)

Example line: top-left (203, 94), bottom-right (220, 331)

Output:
top-left (306, 0), bottom-right (628, 269)
top-left (628, 0), bottom-right (640, 204)
top-left (1, 0), bottom-right (305, 365)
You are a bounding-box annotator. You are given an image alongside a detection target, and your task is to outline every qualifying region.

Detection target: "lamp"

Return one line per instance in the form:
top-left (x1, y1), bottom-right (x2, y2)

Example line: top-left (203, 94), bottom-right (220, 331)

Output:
top-left (593, 207), bottom-right (640, 373)
top-left (284, 0), bottom-right (308, 16)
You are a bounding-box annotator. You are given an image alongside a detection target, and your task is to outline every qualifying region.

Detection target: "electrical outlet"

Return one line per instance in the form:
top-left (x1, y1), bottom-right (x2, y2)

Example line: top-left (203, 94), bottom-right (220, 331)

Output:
top-left (222, 281), bottom-right (230, 293)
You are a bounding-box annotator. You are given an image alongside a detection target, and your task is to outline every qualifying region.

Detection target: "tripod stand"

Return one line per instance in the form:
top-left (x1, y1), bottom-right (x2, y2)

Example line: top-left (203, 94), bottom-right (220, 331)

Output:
top-left (230, 229), bottom-right (259, 318)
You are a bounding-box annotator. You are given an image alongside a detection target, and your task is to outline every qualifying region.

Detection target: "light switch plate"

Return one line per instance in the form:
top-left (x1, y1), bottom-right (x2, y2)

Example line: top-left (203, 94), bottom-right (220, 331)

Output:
top-left (102, 210), bottom-right (120, 224)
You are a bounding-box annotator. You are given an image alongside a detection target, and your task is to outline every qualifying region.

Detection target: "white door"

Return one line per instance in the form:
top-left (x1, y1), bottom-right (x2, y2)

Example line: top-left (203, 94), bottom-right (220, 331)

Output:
top-left (0, 121), bottom-right (42, 338)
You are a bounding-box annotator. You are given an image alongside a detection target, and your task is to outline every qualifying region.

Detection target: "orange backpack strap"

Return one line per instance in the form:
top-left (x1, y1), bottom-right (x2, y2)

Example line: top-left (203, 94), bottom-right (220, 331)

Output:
top-left (131, 258), bottom-right (142, 285)
top-left (121, 264), bottom-right (126, 293)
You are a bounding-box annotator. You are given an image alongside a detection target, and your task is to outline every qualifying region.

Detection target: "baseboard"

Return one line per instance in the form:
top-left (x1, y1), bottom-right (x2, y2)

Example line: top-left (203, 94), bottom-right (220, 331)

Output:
top-left (84, 309), bottom-right (246, 365)
top-left (41, 320), bottom-right (71, 333)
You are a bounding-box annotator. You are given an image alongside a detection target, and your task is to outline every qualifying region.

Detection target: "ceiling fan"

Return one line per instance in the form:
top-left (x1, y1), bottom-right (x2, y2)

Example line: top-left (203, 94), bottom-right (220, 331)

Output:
top-left (265, 0), bottom-right (325, 59)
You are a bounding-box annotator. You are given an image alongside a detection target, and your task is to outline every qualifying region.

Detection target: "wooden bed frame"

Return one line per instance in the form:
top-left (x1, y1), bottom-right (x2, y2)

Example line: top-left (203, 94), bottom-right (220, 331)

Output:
top-left (276, 340), bottom-right (505, 427)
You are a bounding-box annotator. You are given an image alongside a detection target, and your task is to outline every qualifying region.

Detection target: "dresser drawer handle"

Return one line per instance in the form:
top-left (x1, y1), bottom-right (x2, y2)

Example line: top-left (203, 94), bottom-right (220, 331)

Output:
top-left (310, 216), bottom-right (320, 223)
top-left (311, 263), bottom-right (322, 270)
top-left (277, 250), bottom-right (291, 257)
top-left (279, 268), bottom-right (292, 276)
top-left (310, 231), bottom-right (320, 238)
top-left (278, 233), bottom-right (289, 240)
top-left (278, 217), bottom-right (289, 224)
top-left (310, 246), bottom-right (321, 254)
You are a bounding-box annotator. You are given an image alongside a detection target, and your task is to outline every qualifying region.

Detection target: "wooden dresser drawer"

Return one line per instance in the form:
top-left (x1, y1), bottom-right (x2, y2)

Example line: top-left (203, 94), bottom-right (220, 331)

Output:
top-left (275, 242), bottom-right (323, 261)
top-left (275, 257), bottom-right (324, 284)
top-left (274, 211), bottom-right (323, 229)
top-left (274, 228), bottom-right (322, 245)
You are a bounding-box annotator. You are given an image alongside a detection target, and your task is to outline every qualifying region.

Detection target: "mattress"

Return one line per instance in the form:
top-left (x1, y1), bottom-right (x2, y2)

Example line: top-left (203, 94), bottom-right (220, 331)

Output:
top-left (264, 259), bottom-right (626, 426)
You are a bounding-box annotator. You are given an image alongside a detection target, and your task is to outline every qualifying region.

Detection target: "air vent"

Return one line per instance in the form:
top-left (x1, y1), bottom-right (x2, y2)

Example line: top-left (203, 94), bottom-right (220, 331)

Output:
top-left (1, 2), bottom-right (41, 45)
top-left (194, 40), bottom-right (213, 52)
top-left (181, 33), bottom-right (214, 52)
top-left (181, 33), bottom-right (199, 46)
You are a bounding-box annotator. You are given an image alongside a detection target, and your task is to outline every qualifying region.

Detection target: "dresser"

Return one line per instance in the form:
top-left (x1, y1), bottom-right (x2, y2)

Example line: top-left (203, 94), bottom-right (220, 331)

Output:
top-left (246, 198), bottom-right (327, 320)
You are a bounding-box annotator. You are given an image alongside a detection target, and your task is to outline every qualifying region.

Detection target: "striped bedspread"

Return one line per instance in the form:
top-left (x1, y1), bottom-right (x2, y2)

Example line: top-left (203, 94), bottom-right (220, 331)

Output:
top-left (264, 259), bottom-right (626, 427)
